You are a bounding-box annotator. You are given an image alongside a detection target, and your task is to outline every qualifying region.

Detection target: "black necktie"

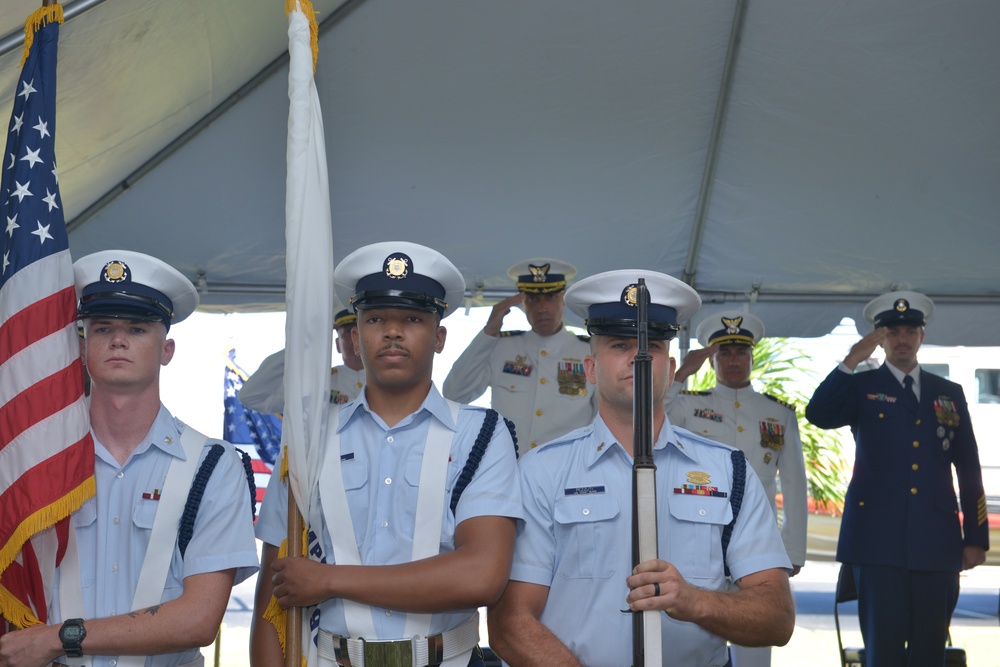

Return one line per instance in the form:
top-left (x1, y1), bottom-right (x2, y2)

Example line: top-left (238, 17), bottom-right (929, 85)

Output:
top-left (903, 375), bottom-right (918, 410)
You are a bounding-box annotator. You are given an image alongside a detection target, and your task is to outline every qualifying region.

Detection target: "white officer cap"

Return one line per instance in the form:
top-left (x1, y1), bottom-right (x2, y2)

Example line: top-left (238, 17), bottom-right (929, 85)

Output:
top-left (507, 258), bottom-right (577, 294)
top-left (74, 250), bottom-right (198, 330)
top-left (565, 269), bottom-right (701, 340)
top-left (863, 290), bottom-right (934, 328)
top-left (334, 241), bottom-right (466, 319)
top-left (695, 311), bottom-right (765, 347)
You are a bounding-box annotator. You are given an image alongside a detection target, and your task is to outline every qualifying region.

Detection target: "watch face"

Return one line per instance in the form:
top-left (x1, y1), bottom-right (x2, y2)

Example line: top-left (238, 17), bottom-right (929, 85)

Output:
top-left (62, 625), bottom-right (84, 640)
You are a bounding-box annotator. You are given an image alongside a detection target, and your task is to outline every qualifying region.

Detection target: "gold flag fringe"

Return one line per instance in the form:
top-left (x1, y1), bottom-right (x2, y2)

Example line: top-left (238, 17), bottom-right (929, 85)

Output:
top-left (262, 524), bottom-right (309, 657)
top-left (20, 4), bottom-right (64, 67)
top-left (285, 0), bottom-right (319, 73)
top-left (0, 476), bottom-right (95, 628)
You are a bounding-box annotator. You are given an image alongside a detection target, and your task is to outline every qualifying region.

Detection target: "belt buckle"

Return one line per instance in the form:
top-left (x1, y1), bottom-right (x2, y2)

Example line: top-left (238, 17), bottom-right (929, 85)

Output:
top-left (362, 638), bottom-right (413, 667)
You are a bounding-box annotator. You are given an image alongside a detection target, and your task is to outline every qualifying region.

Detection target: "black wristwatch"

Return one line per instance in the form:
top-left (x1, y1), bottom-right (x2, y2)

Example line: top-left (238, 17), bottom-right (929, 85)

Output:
top-left (59, 618), bottom-right (87, 658)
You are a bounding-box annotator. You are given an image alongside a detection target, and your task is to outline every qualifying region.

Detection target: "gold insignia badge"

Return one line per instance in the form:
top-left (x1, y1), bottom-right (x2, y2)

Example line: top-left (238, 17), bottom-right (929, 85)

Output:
top-left (102, 260), bottom-right (128, 283)
top-left (528, 263), bottom-right (550, 282)
top-left (385, 256), bottom-right (409, 279)
top-left (624, 284), bottom-right (638, 307)
top-left (686, 471), bottom-right (711, 485)
top-left (894, 298), bottom-right (909, 312)
top-left (763, 452), bottom-right (773, 464)
top-left (722, 315), bottom-right (743, 335)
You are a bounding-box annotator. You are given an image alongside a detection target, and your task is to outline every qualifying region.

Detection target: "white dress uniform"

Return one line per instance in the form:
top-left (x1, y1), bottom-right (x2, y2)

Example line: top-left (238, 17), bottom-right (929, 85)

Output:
top-left (239, 349), bottom-right (364, 413)
top-left (443, 328), bottom-right (596, 449)
top-left (667, 311), bottom-right (807, 667)
top-left (666, 383), bottom-right (808, 567)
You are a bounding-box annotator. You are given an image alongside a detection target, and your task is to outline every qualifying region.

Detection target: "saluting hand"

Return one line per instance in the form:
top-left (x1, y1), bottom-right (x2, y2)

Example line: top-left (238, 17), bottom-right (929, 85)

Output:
top-left (674, 344), bottom-right (718, 383)
top-left (271, 556), bottom-right (333, 608)
top-left (843, 328), bottom-right (887, 371)
top-left (483, 293), bottom-right (525, 337)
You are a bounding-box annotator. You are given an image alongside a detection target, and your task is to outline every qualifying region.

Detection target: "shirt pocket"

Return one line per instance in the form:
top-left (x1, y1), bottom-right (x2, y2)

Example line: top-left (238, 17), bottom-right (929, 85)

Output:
top-left (553, 494), bottom-right (620, 579)
top-left (131, 499), bottom-right (184, 598)
top-left (495, 372), bottom-right (535, 395)
top-left (73, 499), bottom-right (98, 588)
top-left (665, 496), bottom-right (732, 580)
top-left (403, 457), bottom-right (456, 552)
top-left (341, 457), bottom-right (371, 539)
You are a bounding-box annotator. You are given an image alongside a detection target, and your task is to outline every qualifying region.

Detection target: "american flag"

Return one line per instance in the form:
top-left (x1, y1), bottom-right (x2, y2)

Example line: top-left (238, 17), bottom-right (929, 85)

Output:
top-left (224, 348), bottom-right (282, 514)
top-left (0, 6), bottom-right (94, 630)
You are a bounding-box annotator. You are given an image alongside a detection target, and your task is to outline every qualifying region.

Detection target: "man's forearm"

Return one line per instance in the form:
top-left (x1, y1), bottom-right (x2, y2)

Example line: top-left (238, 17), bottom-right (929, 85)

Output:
top-left (274, 517), bottom-right (516, 612)
top-left (686, 574), bottom-right (794, 647)
top-left (488, 612), bottom-right (581, 667)
top-left (487, 583), bottom-right (581, 667)
top-left (1, 569), bottom-right (237, 667)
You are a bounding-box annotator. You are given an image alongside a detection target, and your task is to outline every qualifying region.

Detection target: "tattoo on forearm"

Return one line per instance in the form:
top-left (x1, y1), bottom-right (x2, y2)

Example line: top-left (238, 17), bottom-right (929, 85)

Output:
top-left (125, 604), bottom-right (163, 619)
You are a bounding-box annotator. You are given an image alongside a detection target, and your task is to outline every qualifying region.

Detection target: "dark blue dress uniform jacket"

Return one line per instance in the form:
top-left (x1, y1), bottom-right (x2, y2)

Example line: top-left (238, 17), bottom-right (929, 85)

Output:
top-left (806, 364), bottom-right (989, 572)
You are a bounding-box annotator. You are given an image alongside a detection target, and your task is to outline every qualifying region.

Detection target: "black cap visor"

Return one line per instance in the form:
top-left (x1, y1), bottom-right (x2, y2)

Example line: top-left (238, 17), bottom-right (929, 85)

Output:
top-left (586, 317), bottom-right (679, 341)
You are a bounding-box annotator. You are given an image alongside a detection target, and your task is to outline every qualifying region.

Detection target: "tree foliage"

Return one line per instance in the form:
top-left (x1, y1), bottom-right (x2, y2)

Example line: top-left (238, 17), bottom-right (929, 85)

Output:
top-left (683, 337), bottom-right (849, 513)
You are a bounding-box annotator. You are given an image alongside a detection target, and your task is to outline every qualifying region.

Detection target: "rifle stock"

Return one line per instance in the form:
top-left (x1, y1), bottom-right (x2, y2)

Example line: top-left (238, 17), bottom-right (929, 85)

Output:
top-left (632, 279), bottom-right (662, 666)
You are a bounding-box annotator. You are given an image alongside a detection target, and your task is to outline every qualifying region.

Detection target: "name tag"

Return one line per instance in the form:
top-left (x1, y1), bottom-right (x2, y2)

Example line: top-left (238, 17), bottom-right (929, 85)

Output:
top-left (340, 452), bottom-right (355, 461)
top-left (564, 485), bottom-right (606, 496)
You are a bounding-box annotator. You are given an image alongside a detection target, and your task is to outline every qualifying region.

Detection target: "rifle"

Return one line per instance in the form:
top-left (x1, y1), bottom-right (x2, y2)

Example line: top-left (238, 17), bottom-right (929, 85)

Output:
top-left (632, 278), bottom-right (663, 666)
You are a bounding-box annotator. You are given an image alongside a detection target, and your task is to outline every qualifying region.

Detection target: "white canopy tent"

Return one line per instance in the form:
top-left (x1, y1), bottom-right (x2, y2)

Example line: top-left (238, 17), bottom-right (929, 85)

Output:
top-left (2, 0), bottom-right (998, 343)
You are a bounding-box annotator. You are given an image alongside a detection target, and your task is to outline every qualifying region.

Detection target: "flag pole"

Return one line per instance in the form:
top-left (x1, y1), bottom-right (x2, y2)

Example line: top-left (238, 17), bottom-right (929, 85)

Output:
top-left (280, 1), bottom-right (333, 666)
top-left (285, 499), bottom-right (303, 667)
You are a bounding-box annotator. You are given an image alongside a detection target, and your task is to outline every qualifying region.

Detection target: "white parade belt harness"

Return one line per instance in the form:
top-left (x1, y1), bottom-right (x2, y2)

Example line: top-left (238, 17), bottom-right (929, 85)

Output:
top-left (312, 401), bottom-right (479, 667)
top-left (316, 612), bottom-right (479, 667)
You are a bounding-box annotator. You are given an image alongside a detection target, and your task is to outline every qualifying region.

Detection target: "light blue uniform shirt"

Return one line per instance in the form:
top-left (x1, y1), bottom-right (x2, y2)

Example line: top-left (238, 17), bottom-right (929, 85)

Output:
top-left (256, 384), bottom-right (523, 639)
top-left (53, 405), bottom-right (259, 667)
top-left (511, 416), bottom-right (791, 667)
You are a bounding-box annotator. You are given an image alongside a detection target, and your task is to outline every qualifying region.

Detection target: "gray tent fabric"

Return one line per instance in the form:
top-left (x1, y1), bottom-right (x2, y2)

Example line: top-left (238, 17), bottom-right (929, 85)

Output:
top-left (2, 0), bottom-right (998, 343)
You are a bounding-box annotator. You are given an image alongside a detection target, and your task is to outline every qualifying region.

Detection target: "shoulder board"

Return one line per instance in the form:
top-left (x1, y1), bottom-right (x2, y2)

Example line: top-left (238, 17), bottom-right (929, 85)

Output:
top-left (673, 427), bottom-right (738, 453)
top-left (680, 390), bottom-right (712, 396)
top-left (763, 393), bottom-right (797, 411)
top-left (500, 330), bottom-right (527, 337)
top-left (575, 334), bottom-right (591, 342)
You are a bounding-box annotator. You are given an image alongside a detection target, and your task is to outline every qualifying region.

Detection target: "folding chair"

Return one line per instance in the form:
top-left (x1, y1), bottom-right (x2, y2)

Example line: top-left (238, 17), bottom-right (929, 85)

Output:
top-left (833, 563), bottom-right (967, 667)
top-left (833, 564), bottom-right (866, 667)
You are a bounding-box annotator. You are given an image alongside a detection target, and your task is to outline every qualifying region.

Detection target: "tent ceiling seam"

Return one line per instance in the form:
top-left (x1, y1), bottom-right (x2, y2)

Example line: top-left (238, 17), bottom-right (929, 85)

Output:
top-left (682, 0), bottom-right (748, 288)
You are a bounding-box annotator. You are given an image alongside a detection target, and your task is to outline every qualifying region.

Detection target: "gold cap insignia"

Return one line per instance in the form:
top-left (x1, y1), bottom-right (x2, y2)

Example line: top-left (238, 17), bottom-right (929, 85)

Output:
top-left (102, 260), bottom-right (129, 283)
top-left (895, 298), bottom-right (909, 312)
top-left (686, 471), bottom-right (711, 485)
top-left (385, 256), bottom-right (409, 279)
top-left (528, 263), bottom-right (551, 282)
top-left (624, 284), bottom-right (638, 307)
top-left (722, 315), bottom-right (743, 335)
